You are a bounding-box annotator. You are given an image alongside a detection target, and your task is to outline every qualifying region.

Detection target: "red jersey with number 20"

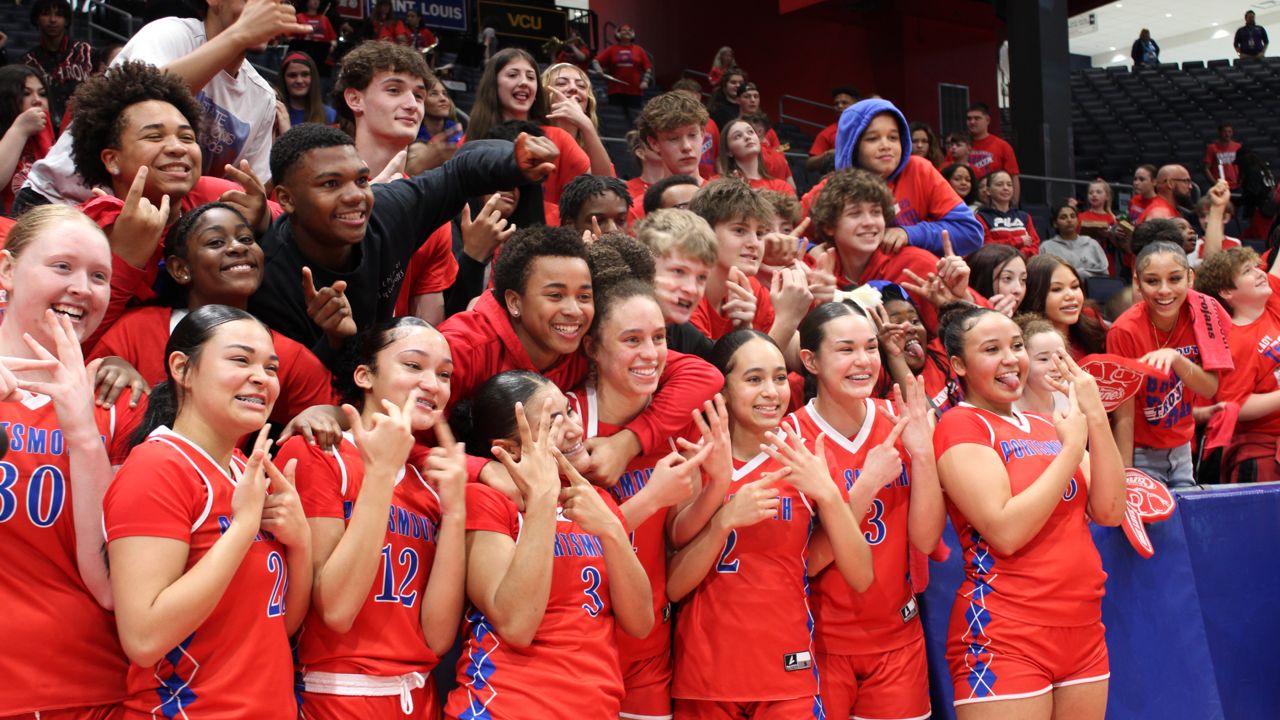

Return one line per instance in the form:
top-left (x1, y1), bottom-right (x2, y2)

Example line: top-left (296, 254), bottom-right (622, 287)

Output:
top-left (933, 405), bottom-right (1104, 627)
top-left (280, 434), bottom-right (444, 677)
top-left (105, 428), bottom-right (296, 720)
top-left (673, 448), bottom-right (821, 707)
top-left (791, 399), bottom-right (921, 654)
top-left (0, 391), bottom-right (135, 715)
top-left (446, 482), bottom-right (628, 719)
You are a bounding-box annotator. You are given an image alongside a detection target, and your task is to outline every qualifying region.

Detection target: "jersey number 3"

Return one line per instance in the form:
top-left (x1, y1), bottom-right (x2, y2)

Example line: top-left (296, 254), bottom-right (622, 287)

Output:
top-left (581, 566), bottom-right (604, 617)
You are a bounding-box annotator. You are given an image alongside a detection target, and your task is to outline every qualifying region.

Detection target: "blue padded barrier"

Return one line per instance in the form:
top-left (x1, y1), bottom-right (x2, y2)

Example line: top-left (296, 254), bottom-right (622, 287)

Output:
top-left (922, 483), bottom-right (1280, 719)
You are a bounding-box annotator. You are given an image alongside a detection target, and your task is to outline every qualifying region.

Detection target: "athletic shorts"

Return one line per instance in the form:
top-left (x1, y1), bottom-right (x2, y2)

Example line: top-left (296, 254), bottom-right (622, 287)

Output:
top-left (621, 652), bottom-right (673, 719)
top-left (817, 635), bottom-right (931, 720)
top-left (299, 684), bottom-right (438, 719)
top-left (946, 606), bottom-right (1109, 707)
top-left (674, 696), bottom-right (823, 720)
top-left (1, 705), bottom-right (120, 720)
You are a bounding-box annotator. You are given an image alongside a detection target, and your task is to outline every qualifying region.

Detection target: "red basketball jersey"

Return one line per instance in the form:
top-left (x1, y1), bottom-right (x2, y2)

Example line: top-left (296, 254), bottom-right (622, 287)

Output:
top-left (105, 428), bottom-right (296, 719)
top-left (571, 385), bottom-right (694, 665)
top-left (280, 434), bottom-right (444, 677)
top-left (672, 449), bottom-right (821, 704)
top-left (933, 404), bottom-right (1105, 627)
top-left (790, 399), bottom-right (921, 654)
top-left (446, 482), bottom-right (628, 718)
top-left (0, 391), bottom-right (136, 715)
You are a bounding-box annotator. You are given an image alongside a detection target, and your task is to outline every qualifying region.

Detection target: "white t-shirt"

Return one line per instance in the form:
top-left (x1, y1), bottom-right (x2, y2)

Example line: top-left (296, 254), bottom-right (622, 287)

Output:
top-left (23, 17), bottom-right (277, 204)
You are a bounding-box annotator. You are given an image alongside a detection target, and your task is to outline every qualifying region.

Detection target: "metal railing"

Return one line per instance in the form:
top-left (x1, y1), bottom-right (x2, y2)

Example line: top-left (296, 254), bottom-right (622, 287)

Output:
top-left (86, 0), bottom-right (135, 47)
top-left (778, 93), bottom-right (832, 133)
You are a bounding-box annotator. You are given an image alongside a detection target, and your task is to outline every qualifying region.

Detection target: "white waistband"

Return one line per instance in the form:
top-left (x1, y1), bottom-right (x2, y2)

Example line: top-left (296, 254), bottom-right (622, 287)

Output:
top-left (302, 670), bottom-right (429, 714)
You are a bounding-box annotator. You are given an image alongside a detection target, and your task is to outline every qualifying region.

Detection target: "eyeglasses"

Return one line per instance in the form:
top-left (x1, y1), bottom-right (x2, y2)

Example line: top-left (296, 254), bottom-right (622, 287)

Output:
top-left (1168, 178), bottom-right (1193, 185)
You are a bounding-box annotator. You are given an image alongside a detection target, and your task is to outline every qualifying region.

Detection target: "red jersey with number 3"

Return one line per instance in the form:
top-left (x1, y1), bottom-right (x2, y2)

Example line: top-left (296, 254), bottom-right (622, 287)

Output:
top-left (790, 399), bottom-right (920, 654)
top-left (446, 482), bottom-right (628, 719)
top-left (672, 449), bottom-right (821, 704)
top-left (571, 385), bottom-right (693, 665)
top-left (279, 434), bottom-right (444, 677)
top-left (933, 405), bottom-right (1104, 626)
top-left (104, 427), bottom-right (296, 719)
top-left (0, 391), bottom-right (137, 715)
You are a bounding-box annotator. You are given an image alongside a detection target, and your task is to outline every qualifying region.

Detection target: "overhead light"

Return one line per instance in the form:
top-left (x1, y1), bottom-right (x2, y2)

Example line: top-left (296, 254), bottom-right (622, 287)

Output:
top-left (1111, 54), bottom-right (1127, 63)
top-left (1116, 2), bottom-right (1123, 7)
top-left (1165, 12), bottom-right (1173, 17)
top-left (1109, 46), bottom-right (1117, 51)
top-left (1212, 22), bottom-right (1219, 26)
top-left (1213, 29), bottom-right (1230, 38)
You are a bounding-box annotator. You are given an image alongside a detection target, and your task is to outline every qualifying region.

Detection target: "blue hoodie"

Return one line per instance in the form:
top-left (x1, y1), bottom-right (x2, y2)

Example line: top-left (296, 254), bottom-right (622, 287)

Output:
top-left (833, 98), bottom-right (983, 256)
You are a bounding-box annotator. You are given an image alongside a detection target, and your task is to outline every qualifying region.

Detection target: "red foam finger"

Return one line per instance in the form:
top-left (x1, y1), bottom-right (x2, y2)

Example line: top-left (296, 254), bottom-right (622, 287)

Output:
top-left (1121, 504), bottom-right (1155, 558)
top-left (1125, 468), bottom-right (1176, 522)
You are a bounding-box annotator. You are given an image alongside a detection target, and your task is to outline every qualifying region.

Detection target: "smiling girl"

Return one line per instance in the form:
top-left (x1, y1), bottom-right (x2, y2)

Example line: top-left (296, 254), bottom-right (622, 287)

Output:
top-left (1021, 255), bottom-right (1106, 358)
top-left (1039, 204), bottom-right (1109, 280)
top-left (967, 243), bottom-right (1027, 317)
top-left (278, 52), bottom-right (336, 127)
top-left (1012, 314), bottom-right (1068, 416)
top-left (977, 170), bottom-right (1039, 258)
top-left (541, 62), bottom-right (614, 177)
top-left (934, 304), bottom-right (1124, 719)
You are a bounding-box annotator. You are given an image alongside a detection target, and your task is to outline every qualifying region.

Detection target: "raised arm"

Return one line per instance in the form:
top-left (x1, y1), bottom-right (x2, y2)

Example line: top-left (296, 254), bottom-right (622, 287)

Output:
top-left (418, 423), bottom-right (469, 655)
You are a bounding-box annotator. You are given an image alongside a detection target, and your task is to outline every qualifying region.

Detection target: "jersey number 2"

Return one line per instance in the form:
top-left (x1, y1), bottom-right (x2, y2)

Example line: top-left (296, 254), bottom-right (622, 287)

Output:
top-left (266, 551), bottom-right (287, 617)
top-left (716, 529), bottom-right (740, 573)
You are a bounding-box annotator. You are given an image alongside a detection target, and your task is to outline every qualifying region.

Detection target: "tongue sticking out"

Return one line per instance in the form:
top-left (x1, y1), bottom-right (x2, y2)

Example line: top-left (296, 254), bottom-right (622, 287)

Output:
top-left (904, 341), bottom-right (925, 361)
top-left (996, 374), bottom-right (1020, 391)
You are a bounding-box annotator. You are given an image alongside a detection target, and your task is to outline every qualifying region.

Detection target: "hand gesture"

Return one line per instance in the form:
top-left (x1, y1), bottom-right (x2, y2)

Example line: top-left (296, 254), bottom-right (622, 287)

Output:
top-left (892, 374), bottom-right (935, 454)
top-left (769, 262), bottom-right (814, 322)
top-left (720, 468), bottom-right (789, 529)
top-left (722, 266), bottom-right (758, 328)
top-left (105, 167), bottom-right (171, 267)
top-left (261, 456), bottom-right (309, 548)
top-left (1052, 382), bottom-right (1088, 450)
top-left (344, 390), bottom-right (418, 476)
top-left (1137, 348), bottom-right (1183, 377)
top-left (93, 355), bottom-right (151, 408)
top-left (219, 160), bottom-right (271, 234)
top-left (858, 414), bottom-right (907, 489)
top-left (988, 293), bottom-right (1020, 317)
top-left (13, 105), bottom-right (47, 137)
top-left (881, 227), bottom-right (909, 254)
top-left (762, 217), bottom-right (810, 267)
top-left (274, 99), bottom-right (290, 136)
top-left (933, 231), bottom-right (970, 301)
top-left (679, 394), bottom-right (734, 494)
top-left (806, 246), bottom-right (837, 304)
top-left (869, 303), bottom-right (910, 358)
top-left (1049, 350), bottom-right (1106, 421)
top-left (1208, 179), bottom-right (1231, 209)
top-left (900, 266), bottom-right (967, 309)
top-left (424, 419), bottom-right (467, 518)
top-left (460, 193), bottom-right (516, 262)
top-left (760, 425), bottom-right (839, 504)
top-left (491, 401), bottom-right (563, 504)
top-left (643, 442), bottom-right (713, 510)
top-left (278, 404), bottom-right (343, 449)
top-left (302, 267), bottom-right (357, 348)
top-left (371, 150), bottom-right (408, 185)
top-left (545, 86), bottom-right (593, 132)
top-left (16, 311), bottom-right (99, 423)
top-left (228, 0), bottom-right (311, 49)
top-left (513, 132), bottom-right (559, 183)
top-left (0, 356), bottom-right (32, 403)
top-left (557, 450), bottom-right (624, 537)
top-left (232, 428), bottom-right (274, 531)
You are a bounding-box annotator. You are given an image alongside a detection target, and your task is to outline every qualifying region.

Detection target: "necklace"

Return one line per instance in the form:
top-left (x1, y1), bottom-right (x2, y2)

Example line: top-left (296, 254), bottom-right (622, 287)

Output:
top-left (1150, 316), bottom-right (1176, 348)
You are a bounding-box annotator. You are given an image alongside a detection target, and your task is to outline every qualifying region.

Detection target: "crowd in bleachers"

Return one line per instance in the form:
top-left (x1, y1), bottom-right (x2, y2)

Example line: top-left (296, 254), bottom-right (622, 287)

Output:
top-left (0, 1), bottom-right (1274, 718)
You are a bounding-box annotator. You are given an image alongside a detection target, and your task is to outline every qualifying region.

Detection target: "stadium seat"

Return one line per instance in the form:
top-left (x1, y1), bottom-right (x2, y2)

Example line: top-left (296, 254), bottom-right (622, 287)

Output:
top-left (1085, 277), bottom-right (1125, 304)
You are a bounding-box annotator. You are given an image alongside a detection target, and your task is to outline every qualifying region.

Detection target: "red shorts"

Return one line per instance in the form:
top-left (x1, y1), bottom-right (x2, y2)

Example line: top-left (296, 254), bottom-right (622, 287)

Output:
top-left (817, 634), bottom-right (931, 720)
top-left (674, 696), bottom-right (823, 720)
top-left (1, 705), bottom-right (120, 720)
top-left (621, 652), bottom-right (673, 719)
top-left (946, 605), bottom-right (1109, 707)
top-left (299, 684), bottom-right (438, 719)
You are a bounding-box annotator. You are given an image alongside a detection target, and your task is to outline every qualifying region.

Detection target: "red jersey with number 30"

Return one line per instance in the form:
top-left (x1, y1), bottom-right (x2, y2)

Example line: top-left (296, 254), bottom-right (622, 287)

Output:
top-left (446, 482), bottom-right (627, 719)
top-left (280, 434), bottom-right (444, 677)
top-left (791, 399), bottom-right (921, 654)
top-left (572, 385), bottom-right (693, 665)
top-left (105, 428), bottom-right (296, 719)
top-left (933, 405), bottom-right (1104, 626)
top-left (0, 391), bottom-right (137, 715)
top-left (672, 449), bottom-right (820, 704)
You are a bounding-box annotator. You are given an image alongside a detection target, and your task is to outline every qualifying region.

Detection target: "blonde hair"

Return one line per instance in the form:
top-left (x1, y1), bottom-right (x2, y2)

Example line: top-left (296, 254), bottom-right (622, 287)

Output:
top-left (541, 63), bottom-right (599, 139)
top-left (634, 208), bottom-right (718, 267)
top-left (5, 205), bottom-right (106, 260)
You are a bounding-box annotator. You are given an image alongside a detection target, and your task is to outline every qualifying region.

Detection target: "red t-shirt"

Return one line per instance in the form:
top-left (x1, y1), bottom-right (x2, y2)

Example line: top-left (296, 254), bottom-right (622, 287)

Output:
top-left (280, 435), bottom-right (444, 678)
top-left (0, 390), bottom-right (136, 715)
top-left (1204, 140), bottom-right (1242, 189)
top-left (700, 119), bottom-right (720, 181)
top-left (967, 133), bottom-right (1020, 179)
top-left (689, 274), bottom-right (776, 340)
top-left (88, 305), bottom-right (337, 425)
top-left (792, 399), bottom-right (920, 654)
top-left (1136, 195), bottom-right (1178, 224)
top-left (1106, 301), bottom-right (1203, 448)
top-left (761, 145), bottom-right (793, 183)
top-left (445, 482), bottom-right (627, 717)
top-left (594, 43), bottom-right (652, 97)
top-left (1217, 274), bottom-right (1280, 436)
top-left (572, 385), bottom-right (695, 667)
top-left (933, 405), bottom-right (1104, 627)
top-left (626, 176), bottom-right (649, 207)
top-left (541, 124), bottom-right (591, 206)
top-left (396, 223), bottom-right (459, 314)
top-left (810, 123), bottom-right (838, 156)
top-left (748, 175), bottom-right (795, 196)
top-left (801, 156), bottom-right (965, 239)
top-left (1128, 194), bottom-right (1153, 221)
top-left (105, 428), bottom-right (296, 719)
top-left (976, 207), bottom-right (1041, 258)
top-left (297, 12), bottom-right (336, 42)
top-left (672, 449), bottom-right (819, 701)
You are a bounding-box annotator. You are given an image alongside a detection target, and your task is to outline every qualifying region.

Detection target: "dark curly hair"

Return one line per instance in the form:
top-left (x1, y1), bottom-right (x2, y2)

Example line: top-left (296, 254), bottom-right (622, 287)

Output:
top-left (269, 123), bottom-right (356, 184)
top-left (558, 174), bottom-right (631, 227)
top-left (587, 232), bottom-right (655, 301)
top-left (332, 40), bottom-right (434, 136)
top-left (491, 225), bottom-right (589, 301)
top-left (809, 168), bottom-right (897, 245)
top-left (69, 61), bottom-right (205, 190)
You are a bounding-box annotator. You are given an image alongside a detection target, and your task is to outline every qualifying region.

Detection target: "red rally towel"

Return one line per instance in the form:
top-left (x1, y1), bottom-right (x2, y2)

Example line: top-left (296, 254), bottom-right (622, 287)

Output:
top-left (1186, 289), bottom-right (1234, 371)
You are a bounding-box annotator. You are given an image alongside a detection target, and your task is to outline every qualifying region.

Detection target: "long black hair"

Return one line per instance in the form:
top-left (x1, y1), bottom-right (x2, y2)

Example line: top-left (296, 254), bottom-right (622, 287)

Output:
top-left (0, 65), bottom-right (46, 132)
top-left (1021, 254), bottom-right (1105, 355)
top-left (130, 305), bottom-right (267, 448)
top-left (335, 316), bottom-right (433, 405)
top-left (453, 370), bottom-right (553, 458)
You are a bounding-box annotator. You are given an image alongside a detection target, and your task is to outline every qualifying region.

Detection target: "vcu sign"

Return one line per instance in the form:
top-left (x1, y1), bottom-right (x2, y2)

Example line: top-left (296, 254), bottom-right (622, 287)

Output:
top-left (478, 1), bottom-right (567, 41)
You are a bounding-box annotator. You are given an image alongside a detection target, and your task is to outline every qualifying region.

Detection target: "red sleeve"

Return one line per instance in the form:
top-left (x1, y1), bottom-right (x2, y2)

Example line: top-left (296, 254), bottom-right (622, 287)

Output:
top-left (913, 157), bottom-right (966, 220)
top-left (272, 333), bottom-right (338, 422)
top-left (1204, 144), bottom-right (1216, 170)
top-left (406, 224), bottom-right (459, 296)
top-left (101, 392), bottom-right (146, 465)
top-left (465, 483), bottom-right (520, 536)
top-left (1106, 311), bottom-right (1144, 356)
top-left (277, 436), bottom-right (345, 519)
top-left (751, 276), bottom-right (776, 332)
top-left (1001, 139), bottom-right (1020, 175)
top-left (809, 124), bottom-right (837, 156)
top-left (440, 307), bottom-right (506, 413)
top-left (639, 48), bottom-right (653, 71)
top-left (104, 443), bottom-right (206, 542)
top-left (542, 125), bottom-right (591, 205)
top-left (932, 407), bottom-right (995, 458)
top-left (977, 212), bottom-right (994, 244)
top-left (1218, 330), bottom-right (1264, 406)
top-left (801, 178), bottom-right (826, 217)
top-left (594, 46), bottom-right (616, 67)
top-left (1023, 214), bottom-right (1041, 258)
top-left (623, 350), bottom-right (722, 454)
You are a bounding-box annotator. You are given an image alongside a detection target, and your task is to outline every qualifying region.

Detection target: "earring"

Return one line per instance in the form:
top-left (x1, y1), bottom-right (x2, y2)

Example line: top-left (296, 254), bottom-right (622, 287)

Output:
top-left (512, 310), bottom-right (520, 318)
